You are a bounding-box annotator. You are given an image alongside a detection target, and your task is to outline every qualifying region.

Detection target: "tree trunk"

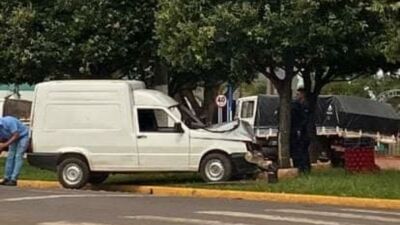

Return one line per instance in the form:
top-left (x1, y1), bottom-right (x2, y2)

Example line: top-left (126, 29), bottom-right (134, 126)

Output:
top-left (155, 62), bottom-right (169, 86)
top-left (306, 93), bottom-right (319, 163)
top-left (203, 84), bottom-right (220, 125)
top-left (276, 80), bottom-right (292, 168)
top-left (181, 89), bottom-right (203, 116)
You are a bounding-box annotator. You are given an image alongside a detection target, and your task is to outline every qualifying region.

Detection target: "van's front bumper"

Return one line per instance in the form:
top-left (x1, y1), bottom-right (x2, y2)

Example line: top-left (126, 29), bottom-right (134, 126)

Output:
top-left (230, 153), bottom-right (258, 175)
top-left (27, 153), bottom-right (61, 171)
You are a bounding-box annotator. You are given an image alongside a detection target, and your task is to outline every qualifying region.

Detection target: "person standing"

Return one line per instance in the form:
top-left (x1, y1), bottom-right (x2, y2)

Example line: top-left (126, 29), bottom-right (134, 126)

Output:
top-left (0, 116), bottom-right (30, 186)
top-left (290, 88), bottom-right (311, 173)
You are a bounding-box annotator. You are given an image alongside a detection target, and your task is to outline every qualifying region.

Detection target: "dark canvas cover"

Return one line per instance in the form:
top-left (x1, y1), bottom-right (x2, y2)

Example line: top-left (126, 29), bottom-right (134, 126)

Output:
top-left (254, 95), bottom-right (400, 135)
top-left (255, 95), bottom-right (279, 128)
top-left (317, 95), bottom-right (400, 135)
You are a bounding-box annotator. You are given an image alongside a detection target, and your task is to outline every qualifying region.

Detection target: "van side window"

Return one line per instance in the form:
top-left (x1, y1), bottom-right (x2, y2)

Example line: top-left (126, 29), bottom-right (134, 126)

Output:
top-left (137, 109), bottom-right (178, 132)
top-left (241, 101), bottom-right (255, 118)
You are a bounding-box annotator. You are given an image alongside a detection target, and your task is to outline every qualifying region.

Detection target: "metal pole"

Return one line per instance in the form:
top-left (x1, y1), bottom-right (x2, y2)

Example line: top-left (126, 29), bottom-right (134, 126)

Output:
top-left (227, 83), bottom-right (233, 122)
top-left (218, 107), bottom-right (222, 124)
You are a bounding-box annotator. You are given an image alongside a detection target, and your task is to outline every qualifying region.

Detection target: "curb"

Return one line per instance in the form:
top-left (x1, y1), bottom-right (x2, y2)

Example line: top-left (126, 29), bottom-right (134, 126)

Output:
top-left (17, 180), bottom-right (400, 210)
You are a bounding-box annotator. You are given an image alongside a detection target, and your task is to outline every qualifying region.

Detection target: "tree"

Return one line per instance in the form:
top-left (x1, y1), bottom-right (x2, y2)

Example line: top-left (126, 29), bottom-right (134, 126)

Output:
top-left (156, 0), bottom-right (397, 167)
top-left (0, 1), bottom-right (56, 84)
top-left (156, 0), bottom-right (256, 124)
top-left (371, 0), bottom-right (400, 63)
top-left (0, 0), bottom-right (158, 84)
top-left (296, 1), bottom-right (399, 159)
top-left (156, 0), bottom-right (313, 167)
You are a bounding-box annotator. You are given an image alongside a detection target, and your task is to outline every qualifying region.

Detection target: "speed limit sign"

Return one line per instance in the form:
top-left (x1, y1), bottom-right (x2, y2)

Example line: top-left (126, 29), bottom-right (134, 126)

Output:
top-left (215, 95), bottom-right (227, 108)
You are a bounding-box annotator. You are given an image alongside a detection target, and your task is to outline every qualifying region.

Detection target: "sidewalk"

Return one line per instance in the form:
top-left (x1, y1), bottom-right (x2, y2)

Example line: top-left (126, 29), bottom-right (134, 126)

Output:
top-left (376, 156), bottom-right (400, 170)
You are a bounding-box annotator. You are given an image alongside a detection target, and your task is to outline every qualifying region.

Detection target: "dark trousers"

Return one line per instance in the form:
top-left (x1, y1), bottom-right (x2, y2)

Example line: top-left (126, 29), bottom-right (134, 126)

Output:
top-left (290, 136), bottom-right (311, 173)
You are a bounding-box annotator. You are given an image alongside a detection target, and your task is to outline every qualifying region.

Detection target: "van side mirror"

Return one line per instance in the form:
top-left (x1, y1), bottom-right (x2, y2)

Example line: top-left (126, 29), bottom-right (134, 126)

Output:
top-left (174, 122), bottom-right (184, 133)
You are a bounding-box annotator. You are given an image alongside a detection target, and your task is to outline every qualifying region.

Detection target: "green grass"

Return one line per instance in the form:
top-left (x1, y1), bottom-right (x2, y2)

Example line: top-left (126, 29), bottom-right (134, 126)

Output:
top-left (1, 158), bottom-right (400, 199)
top-left (0, 158), bottom-right (57, 181)
top-left (181, 169), bottom-right (400, 199)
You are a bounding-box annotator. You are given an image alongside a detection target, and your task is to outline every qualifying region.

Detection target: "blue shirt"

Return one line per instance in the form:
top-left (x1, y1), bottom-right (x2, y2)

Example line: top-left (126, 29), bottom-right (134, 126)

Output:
top-left (0, 116), bottom-right (29, 140)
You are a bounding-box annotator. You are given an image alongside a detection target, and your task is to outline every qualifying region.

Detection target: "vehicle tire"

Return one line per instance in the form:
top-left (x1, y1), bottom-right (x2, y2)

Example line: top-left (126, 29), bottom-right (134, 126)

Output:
top-left (88, 172), bottom-right (109, 185)
top-left (57, 157), bottom-right (89, 189)
top-left (200, 153), bottom-right (233, 182)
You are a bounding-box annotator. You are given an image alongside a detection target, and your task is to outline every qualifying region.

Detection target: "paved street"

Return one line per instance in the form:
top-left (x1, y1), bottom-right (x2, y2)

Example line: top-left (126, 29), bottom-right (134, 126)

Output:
top-left (1, 186), bottom-right (400, 225)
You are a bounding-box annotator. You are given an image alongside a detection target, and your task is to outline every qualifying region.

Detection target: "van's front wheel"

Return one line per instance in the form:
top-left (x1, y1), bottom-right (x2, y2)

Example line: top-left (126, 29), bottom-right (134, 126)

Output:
top-left (200, 153), bottom-right (232, 182)
top-left (57, 157), bottom-right (89, 189)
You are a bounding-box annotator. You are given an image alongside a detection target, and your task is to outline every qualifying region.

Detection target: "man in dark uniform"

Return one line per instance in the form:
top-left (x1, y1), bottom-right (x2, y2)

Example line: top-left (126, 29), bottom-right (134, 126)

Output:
top-left (290, 88), bottom-right (311, 173)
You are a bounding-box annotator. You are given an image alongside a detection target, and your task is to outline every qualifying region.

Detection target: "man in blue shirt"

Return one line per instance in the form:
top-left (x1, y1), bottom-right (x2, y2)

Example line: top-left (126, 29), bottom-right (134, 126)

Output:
top-left (0, 116), bottom-right (30, 186)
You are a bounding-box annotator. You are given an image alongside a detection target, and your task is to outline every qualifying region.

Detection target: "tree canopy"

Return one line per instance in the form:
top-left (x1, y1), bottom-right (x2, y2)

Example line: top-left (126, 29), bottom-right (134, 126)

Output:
top-left (371, 0), bottom-right (400, 63)
top-left (0, 0), bottom-right (157, 84)
top-left (155, 0), bottom-right (397, 166)
top-left (0, 0), bottom-right (397, 166)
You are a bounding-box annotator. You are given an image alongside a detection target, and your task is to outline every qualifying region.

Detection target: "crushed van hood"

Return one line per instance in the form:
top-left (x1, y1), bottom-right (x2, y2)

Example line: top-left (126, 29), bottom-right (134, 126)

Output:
top-left (191, 120), bottom-right (255, 142)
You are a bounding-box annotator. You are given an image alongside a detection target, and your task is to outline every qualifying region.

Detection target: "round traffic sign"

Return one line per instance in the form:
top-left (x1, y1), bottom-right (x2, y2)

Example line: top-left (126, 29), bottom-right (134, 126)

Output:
top-left (215, 95), bottom-right (227, 108)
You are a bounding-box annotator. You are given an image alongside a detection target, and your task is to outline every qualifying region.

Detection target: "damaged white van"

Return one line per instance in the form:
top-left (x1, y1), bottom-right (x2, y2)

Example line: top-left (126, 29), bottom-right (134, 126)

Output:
top-left (27, 80), bottom-right (259, 189)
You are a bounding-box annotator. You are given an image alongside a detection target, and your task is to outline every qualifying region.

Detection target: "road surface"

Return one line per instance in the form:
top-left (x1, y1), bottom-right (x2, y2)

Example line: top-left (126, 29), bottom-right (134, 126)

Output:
top-left (1, 186), bottom-right (399, 225)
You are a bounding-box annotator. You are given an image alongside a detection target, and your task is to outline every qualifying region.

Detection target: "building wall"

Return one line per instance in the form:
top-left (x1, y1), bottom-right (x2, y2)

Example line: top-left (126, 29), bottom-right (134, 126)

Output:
top-left (0, 83), bottom-right (35, 117)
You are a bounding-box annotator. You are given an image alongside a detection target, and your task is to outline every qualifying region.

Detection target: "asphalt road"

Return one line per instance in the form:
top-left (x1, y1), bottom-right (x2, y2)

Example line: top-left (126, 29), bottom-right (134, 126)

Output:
top-left (1, 186), bottom-right (400, 225)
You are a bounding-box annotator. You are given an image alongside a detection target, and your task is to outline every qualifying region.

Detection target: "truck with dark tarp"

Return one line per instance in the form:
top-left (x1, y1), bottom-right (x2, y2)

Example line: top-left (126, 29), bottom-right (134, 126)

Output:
top-left (236, 95), bottom-right (400, 165)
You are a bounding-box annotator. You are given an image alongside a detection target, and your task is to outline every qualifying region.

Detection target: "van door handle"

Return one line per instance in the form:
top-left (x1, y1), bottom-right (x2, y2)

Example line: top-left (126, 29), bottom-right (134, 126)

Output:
top-left (137, 135), bottom-right (147, 139)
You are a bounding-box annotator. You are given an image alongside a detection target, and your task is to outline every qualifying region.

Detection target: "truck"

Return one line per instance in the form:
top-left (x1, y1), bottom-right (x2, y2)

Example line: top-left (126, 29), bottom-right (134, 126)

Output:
top-left (236, 95), bottom-right (400, 165)
top-left (27, 80), bottom-right (260, 189)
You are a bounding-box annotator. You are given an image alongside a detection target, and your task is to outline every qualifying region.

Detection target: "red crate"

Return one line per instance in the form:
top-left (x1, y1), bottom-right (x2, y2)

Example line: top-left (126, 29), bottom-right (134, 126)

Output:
top-left (344, 147), bottom-right (378, 172)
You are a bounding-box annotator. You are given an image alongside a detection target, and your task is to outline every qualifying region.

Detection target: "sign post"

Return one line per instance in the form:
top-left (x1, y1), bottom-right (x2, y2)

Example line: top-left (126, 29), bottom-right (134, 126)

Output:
top-left (227, 83), bottom-right (233, 122)
top-left (215, 94), bottom-right (227, 124)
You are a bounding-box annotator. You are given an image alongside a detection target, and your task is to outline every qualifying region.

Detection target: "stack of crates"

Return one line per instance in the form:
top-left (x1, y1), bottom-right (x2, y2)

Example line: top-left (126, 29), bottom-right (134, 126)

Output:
top-left (343, 138), bottom-right (379, 172)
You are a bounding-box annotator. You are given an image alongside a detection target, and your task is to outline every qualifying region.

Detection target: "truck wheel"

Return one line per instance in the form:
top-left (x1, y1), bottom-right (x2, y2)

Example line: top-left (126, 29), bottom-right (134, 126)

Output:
top-left (57, 157), bottom-right (89, 189)
top-left (88, 172), bottom-right (109, 185)
top-left (200, 153), bottom-right (232, 182)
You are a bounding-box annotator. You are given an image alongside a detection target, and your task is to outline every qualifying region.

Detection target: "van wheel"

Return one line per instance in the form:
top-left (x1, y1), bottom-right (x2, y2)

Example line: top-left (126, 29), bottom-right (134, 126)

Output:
top-left (57, 157), bottom-right (89, 189)
top-left (88, 172), bottom-right (109, 185)
top-left (200, 153), bottom-right (232, 182)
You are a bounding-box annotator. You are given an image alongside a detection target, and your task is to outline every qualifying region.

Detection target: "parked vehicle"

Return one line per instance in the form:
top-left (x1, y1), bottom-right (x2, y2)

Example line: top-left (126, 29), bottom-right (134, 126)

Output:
top-left (27, 80), bottom-right (259, 189)
top-left (236, 95), bottom-right (400, 164)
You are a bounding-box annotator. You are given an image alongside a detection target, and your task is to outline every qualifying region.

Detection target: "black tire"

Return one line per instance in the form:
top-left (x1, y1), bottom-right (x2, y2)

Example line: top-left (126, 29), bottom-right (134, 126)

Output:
top-left (88, 172), bottom-right (109, 185)
top-left (200, 153), bottom-right (233, 182)
top-left (57, 157), bottom-right (89, 189)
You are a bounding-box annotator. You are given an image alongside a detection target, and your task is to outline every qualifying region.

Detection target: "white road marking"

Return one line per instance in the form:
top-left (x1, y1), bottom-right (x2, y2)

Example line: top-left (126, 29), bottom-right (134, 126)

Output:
top-left (0, 194), bottom-right (141, 202)
top-left (341, 208), bottom-right (400, 216)
top-left (197, 211), bottom-right (361, 225)
top-left (270, 209), bottom-right (400, 223)
top-left (38, 221), bottom-right (109, 225)
top-left (124, 215), bottom-right (252, 225)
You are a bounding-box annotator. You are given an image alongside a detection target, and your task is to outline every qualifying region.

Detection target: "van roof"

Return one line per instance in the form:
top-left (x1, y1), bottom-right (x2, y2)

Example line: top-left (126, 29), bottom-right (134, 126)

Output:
top-left (36, 80), bottom-right (146, 90)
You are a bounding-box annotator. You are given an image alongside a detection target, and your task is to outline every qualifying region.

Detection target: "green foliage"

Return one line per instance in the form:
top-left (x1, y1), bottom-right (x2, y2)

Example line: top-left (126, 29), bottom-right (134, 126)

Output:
top-left (156, 0), bottom-right (391, 83)
top-left (0, 0), bottom-right (157, 83)
top-left (0, 1), bottom-right (50, 84)
top-left (156, 0), bottom-right (258, 91)
top-left (292, 0), bottom-right (393, 96)
top-left (240, 79), bottom-right (267, 96)
top-left (156, 0), bottom-right (397, 97)
top-left (155, 0), bottom-right (395, 166)
top-left (322, 76), bottom-right (400, 98)
top-left (371, 0), bottom-right (400, 63)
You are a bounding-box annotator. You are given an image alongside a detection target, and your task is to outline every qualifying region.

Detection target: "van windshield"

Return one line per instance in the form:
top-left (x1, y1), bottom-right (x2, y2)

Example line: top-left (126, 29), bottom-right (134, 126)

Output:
top-left (169, 105), bottom-right (205, 129)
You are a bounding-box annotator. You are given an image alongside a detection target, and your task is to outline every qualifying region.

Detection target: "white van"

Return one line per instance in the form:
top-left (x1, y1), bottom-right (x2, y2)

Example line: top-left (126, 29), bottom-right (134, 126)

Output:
top-left (28, 80), bottom-right (259, 188)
